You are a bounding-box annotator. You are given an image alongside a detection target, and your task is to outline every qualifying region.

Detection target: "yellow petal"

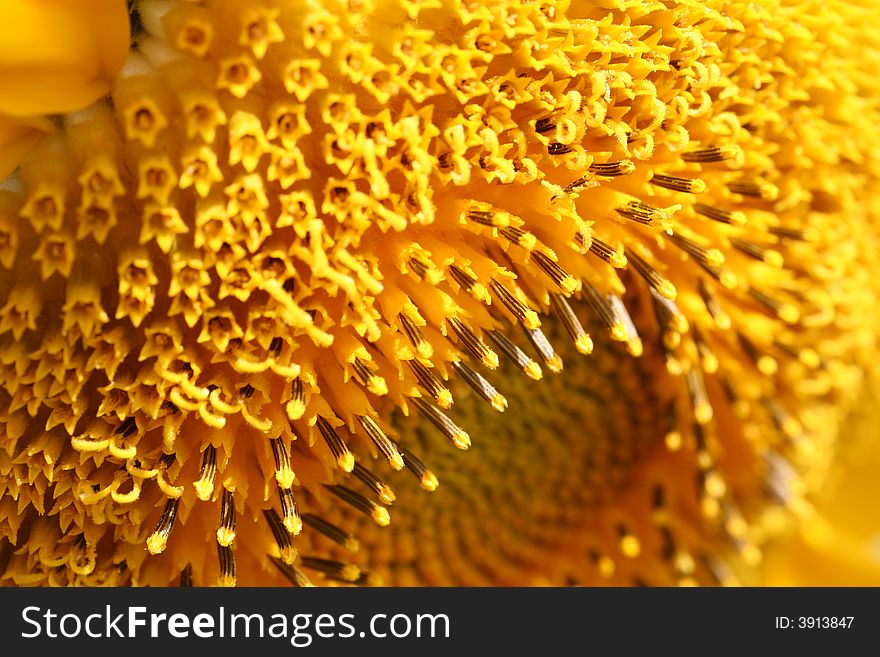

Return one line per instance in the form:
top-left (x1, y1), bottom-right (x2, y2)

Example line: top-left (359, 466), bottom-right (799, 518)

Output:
top-left (0, 114), bottom-right (53, 179)
top-left (0, 0), bottom-right (130, 117)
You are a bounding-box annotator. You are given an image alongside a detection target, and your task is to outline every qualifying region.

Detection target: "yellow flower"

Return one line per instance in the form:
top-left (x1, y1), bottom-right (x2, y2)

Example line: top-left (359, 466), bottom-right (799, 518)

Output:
top-left (0, 0), bottom-right (878, 587)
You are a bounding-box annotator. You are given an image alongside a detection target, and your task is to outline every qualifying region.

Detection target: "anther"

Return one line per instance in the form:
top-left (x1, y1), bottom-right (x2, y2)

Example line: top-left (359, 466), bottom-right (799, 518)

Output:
top-left (681, 145), bottom-right (742, 163)
top-left (748, 287), bottom-right (800, 323)
top-left (398, 312), bottom-right (433, 359)
top-left (531, 251), bottom-right (578, 294)
top-left (408, 360), bottom-right (453, 409)
top-left (522, 326), bottom-right (563, 373)
top-left (692, 203), bottom-right (746, 226)
top-left (411, 396), bottom-right (471, 449)
top-left (499, 225), bottom-right (537, 250)
top-left (356, 415), bottom-right (405, 471)
top-left (448, 318), bottom-right (499, 369)
top-left (316, 416), bottom-right (355, 472)
top-left (729, 237), bottom-right (783, 267)
top-left (489, 280), bottom-right (540, 329)
top-left (486, 329), bottom-right (542, 380)
top-left (277, 484), bottom-right (302, 535)
top-left (588, 236), bottom-right (627, 268)
top-left (352, 358), bottom-right (388, 396)
top-left (217, 544), bottom-right (236, 587)
top-left (685, 366), bottom-right (713, 424)
top-left (351, 461), bottom-right (396, 505)
top-left (147, 497), bottom-right (180, 555)
top-left (324, 484), bottom-right (391, 526)
top-left (450, 360), bottom-right (508, 411)
top-left (300, 556), bottom-right (361, 583)
top-left (396, 443), bottom-right (438, 491)
top-left (264, 509), bottom-right (297, 563)
top-left (588, 160), bottom-right (635, 176)
top-left (650, 173), bottom-right (707, 193)
top-left (449, 265), bottom-right (491, 304)
top-left (549, 293), bottom-right (593, 355)
top-left (269, 557), bottom-right (313, 587)
top-left (727, 180), bottom-right (777, 200)
top-left (269, 436), bottom-right (296, 489)
top-left (302, 514), bottom-right (360, 553)
top-left (286, 377), bottom-right (306, 420)
top-left (216, 488), bottom-right (236, 547)
top-left (625, 248), bottom-right (677, 300)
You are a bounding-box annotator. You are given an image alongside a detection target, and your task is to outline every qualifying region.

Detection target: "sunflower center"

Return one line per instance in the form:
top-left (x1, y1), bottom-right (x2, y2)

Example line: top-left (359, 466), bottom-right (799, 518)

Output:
top-left (325, 316), bottom-right (673, 586)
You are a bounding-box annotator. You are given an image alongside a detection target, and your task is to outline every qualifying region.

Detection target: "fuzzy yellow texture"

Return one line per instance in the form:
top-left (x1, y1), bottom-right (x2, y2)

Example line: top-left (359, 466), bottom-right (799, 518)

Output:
top-left (0, 0), bottom-right (878, 586)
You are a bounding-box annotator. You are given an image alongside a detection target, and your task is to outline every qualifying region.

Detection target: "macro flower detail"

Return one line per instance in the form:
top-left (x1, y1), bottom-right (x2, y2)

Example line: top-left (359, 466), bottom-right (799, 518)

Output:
top-left (0, 0), bottom-right (131, 178)
top-left (0, 0), bottom-right (878, 586)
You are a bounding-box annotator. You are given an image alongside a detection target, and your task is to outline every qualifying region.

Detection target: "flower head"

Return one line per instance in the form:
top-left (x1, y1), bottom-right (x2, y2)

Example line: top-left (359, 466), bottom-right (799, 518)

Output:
top-left (0, 0), bottom-right (879, 586)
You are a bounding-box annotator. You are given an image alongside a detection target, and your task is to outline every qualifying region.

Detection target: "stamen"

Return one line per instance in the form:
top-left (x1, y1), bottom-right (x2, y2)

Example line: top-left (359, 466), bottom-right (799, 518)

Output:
top-left (549, 293), bottom-right (593, 355)
top-left (667, 233), bottom-right (725, 268)
top-left (489, 279), bottom-right (540, 329)
top-left (583, 282), bottom-right (628, 344)
top-left (398, 312), bottom-right (433, 359)
top-left (450, 360), bottom-right (508, 411)
top-left (614, 200), bottom-right (673, 231)
top-left (692, 203), bottom-right (746, 226)
top-left (465, 208), bottom-right (509, 228)
top-left (351, 461), bottom-right (396, 505)
top-left (768, 225), bottom-right (815, 241)
top-left (194, 444), bottom-right (217, 501)
top-left (748, 287), bottom-right (800, 323)
top-left (217, 544), bottom-right (236, 587)
top-left (448, 265), bottom-right (491, 304)
top-left (727, 180), bottom-right (777, 200)
top-left (411, 396), bottom-right (471, 449)
top-left (408, 360), bottom-right (453, 409)
top-left (146, 497), bottom-right (180, 555)
top-left (729, 237), bottom-right (783, 267)
top-left (697, 278), bottom-right (732, 329)
top-left (286, 377), bottom-right (306, 420)
top-left (216, 488), bottom-right (236, 547)
top-left (681, 145), bottom-right (742, 163)
top-left (486, 329), bottom-right (542, 380)
top-left (352, 357), bottom-right (388, 396)
top-left (302, 513), bottom-right (360, 552)
top-left (269, 556), bottom-right (313, 587)
top-left (588, 160), bottom-right (635, 176)
top-left (300, 556), bottom-right (361, 583)
top-left (355, 415), bottom-right (404, 471)
top-left (316, 416), bottom-right (355, 472)
top-left (685, 366), bottom-right (713, 424)
top-left (448, 317), bottom-right (499, 369)
top-left (625, 247), bottom-right (677, 300)
top-left (269, 436), bottom-right (296, 488)
top-left (649, 173), bottom-right (707, 193)
top-left (608, 294), bottom-right (643, 356)
top-left (324, 484), bottom-right (391, 526)
top-left (396, 443), bottom-right (438, 491)
top-left (277, 484), bottom-right (302, 535)
top-left (263, 509), bottom-right (297, 564)
top-left (522, 326), bottom-right (563, 373)
top-left (499, 225), bottom-right (537, 250)
top-left (692, 325), bottom-right (719, 373)
top-left (737, 332), bottom-right (778, 375)
top-left (588, 236), bottom-right (627, 268)
top-left (531, 251), bottom-right (578, 294)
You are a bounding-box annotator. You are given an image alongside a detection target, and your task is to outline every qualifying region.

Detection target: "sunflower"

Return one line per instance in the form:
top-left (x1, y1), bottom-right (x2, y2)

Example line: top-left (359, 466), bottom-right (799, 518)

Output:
top-left (0, 0), bottom-right (878, 587)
